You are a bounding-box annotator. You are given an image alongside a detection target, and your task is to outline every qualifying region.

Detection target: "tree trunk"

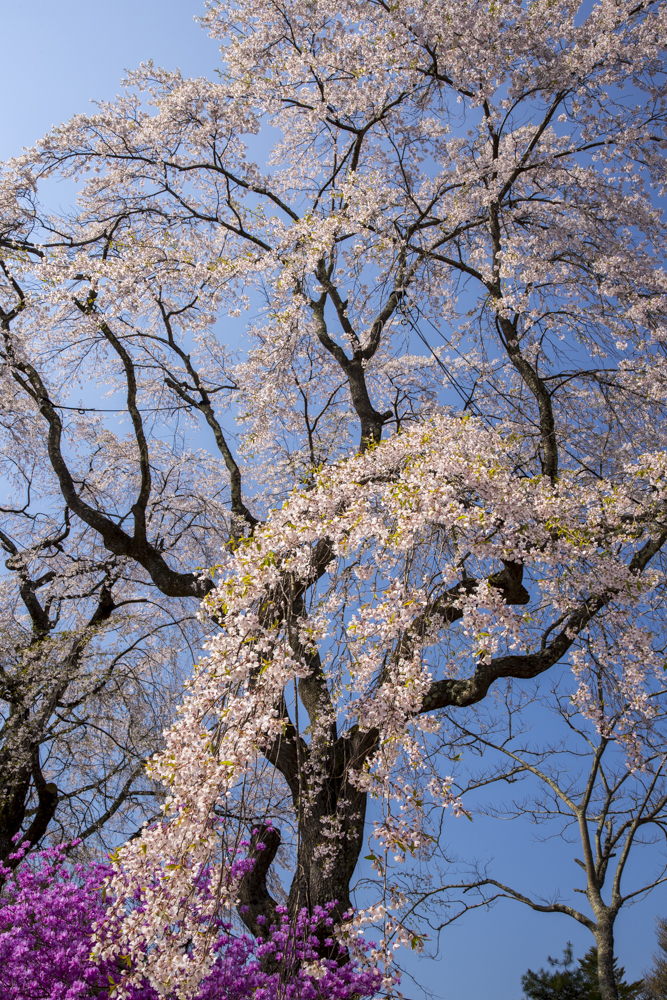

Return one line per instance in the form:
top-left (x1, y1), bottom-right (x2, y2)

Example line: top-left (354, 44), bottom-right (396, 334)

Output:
top-left (239, 727), bottom-right (376, 974)
top-left (0, 738), bottom-right (58, 876)
top-left (0, 761), bottom-right (32, 865)
top-left (286, 778), bottom-right (368, 928)
top-left (238, 790), bottom-right (368, 975)
top-left (596, 918), bottom-right (620, 1000)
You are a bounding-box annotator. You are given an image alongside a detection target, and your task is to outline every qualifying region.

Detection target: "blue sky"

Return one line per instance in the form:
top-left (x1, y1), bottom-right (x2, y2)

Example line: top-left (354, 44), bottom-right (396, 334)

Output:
top-left (1, 3), bottom-right (665, 997)
top-left (0, 0), bottom-right (215, 160)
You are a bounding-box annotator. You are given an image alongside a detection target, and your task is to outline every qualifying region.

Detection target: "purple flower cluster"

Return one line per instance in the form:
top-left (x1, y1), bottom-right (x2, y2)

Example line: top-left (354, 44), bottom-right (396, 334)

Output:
top-left (0, 842), bottom-right (381, 1000)
top-left (0, 841), bottom-right (120, 1000)
top-left (202, 903), bottom-right (382, 1000)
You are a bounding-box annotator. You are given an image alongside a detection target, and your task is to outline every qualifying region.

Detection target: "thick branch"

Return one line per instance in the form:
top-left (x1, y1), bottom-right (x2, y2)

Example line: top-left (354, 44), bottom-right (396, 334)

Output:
top-left (238, 824), bottom-right (281, 943)
top-left (421, 532), bottom-right (667, 712)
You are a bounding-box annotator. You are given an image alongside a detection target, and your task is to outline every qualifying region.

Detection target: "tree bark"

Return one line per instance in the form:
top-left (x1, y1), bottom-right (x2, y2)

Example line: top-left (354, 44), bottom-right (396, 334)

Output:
top-left (596, 917), bottom-right (620, 1000)
top-left (239, 724), bottom-right (377, 973)
top-left (0, 724), bottom-right (58, 874)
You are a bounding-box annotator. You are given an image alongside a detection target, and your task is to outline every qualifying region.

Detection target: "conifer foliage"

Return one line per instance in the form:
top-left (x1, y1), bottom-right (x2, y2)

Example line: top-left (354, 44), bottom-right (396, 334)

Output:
top-left (522, 945), bottom-right (643, 1000)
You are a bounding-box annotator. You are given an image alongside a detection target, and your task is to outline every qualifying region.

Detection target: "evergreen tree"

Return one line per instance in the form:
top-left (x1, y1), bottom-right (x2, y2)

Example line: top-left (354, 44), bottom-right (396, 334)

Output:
top-left (522, 944), bottom-right (587, 1000)
top-left (522, 946), bottom-right (643, 1000)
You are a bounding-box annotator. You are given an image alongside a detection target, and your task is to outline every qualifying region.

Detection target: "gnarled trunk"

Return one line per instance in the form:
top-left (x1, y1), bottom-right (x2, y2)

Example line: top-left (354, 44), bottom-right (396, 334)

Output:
top-left (239, 727), bottom-right (376, 974)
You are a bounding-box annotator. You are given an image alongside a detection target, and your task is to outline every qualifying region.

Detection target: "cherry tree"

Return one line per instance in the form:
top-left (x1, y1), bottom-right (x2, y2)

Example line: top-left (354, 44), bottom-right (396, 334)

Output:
top-left (0, 0), bottom-right (666, 994)
top-left (0, 484), bottom-right (199, 868)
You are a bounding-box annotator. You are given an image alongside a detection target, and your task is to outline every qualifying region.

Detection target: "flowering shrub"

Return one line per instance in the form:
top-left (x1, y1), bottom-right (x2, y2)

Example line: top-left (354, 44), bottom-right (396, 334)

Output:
top-left (0, 841), bottom-right (158, 1000)
top-left (0, 842), bottom-right (117, 1000)
top-left (0, 842), bottom-right (381, 1000)
top-left (196, 904), bottom-right (382, 1000)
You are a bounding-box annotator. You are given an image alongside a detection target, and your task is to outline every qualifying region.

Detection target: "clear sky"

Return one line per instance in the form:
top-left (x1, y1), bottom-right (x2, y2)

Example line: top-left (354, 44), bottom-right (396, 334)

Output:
top-left (0, 0), bottom-right (216, 160)
top-left (1, 3), bottom-right (664, 998)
